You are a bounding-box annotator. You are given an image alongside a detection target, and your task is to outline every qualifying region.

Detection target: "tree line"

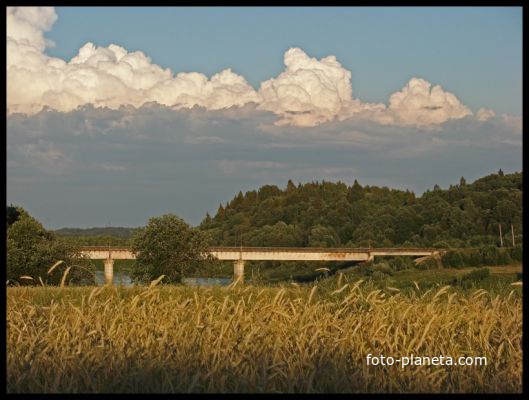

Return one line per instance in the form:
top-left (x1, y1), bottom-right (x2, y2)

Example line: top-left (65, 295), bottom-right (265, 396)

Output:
top-left (199, 170), bottom-right (522, 249)
top-left (7, 170), bottom-right (522, 285)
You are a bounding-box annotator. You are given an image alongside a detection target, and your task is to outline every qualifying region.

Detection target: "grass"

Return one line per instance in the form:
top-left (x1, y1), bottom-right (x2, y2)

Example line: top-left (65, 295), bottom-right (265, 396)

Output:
top-left (320, 263), bottom-right (523, 294)
top-left (7, 274), bottom-right (522, 393)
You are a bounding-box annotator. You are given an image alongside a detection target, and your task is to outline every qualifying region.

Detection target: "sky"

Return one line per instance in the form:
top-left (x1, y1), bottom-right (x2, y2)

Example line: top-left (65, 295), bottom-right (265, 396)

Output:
top-left (6, 6), bottom-right (523, 229)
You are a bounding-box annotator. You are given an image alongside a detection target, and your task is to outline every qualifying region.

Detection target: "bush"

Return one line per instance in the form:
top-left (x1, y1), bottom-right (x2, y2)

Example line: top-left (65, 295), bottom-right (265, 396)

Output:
top-left (464, 267), bottom-right (491, 281)
top-left (6, 204), bottom-right (21, 228)
top-left (442, 250), bottom-right (465, 268)
top-left (480, 245), bottom-right (499, 265)
top-left (358, 263), bottom-right (374, 276)
top-left (467, 235), bottom-right (497, 247)
top-left (415, 257), bottom-right (439, 270)
top-left (441, 247), bottom-right (516, 268)
top-left (446, 239), bottom-right (466, 248)
top-left (372, 262), bottom-right (394, 276)
top-left (453, 267), bottom-right (491, 288)
top-left (433, 241), bottom-right (450, 248)
top-left (7, 210), bottom-right (93, 285)
top-left (479, 246), bottom-right (513, 266)
top-left (387, 257), bottom-right (414, 271)
top-left (496, 248), bottom-right (512, 265)
top-left (371, 270), bottom-right (389, 281)
top-left (511, 245), bottom-right (523, 262)
top-left (463, 249), bottom-right (482, 267)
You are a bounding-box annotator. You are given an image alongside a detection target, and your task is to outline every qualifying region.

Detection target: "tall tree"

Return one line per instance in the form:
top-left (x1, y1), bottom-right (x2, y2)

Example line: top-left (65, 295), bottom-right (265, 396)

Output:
top-left (6, 204), bottom-right (22, 229)
top-left (7, 210), bottom-right (93, 285)
top-left (131, 214), bottom-right (214, 283)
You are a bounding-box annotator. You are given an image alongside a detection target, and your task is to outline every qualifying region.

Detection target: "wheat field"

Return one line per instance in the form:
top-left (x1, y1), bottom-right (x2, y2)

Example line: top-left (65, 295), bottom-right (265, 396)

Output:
top-left (7, 278), bottom-right (522, 393)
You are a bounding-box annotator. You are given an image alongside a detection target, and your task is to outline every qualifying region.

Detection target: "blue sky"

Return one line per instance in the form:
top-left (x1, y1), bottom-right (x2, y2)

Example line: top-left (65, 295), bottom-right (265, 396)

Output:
top-left (46, 7), bottom-right (522, 115)
top-left (6, 7), bottom-right (523, 229)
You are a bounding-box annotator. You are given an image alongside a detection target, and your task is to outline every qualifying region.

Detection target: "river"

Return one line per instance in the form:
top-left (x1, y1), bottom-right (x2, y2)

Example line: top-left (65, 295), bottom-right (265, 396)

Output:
top-left (94, 270), bottom-right (231, 286)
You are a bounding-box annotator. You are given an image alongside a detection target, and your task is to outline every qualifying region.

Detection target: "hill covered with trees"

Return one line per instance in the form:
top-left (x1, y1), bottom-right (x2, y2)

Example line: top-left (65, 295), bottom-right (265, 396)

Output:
top-left (199, 170), bottom-right (522, 249)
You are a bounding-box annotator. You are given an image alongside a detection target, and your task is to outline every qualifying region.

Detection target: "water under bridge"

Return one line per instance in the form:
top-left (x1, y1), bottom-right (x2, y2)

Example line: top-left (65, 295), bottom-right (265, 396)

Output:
top-left (79, 246), bottom-right (444, 284)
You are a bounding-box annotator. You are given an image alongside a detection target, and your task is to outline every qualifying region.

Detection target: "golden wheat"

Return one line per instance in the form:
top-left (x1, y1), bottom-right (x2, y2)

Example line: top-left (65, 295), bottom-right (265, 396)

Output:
top-left (6, 279), bottom-right (522, 393)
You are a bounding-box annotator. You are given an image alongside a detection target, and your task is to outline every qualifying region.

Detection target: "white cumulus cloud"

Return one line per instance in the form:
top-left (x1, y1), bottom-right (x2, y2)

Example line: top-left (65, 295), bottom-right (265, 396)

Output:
top-left (256, 48), bottom-right (391, 128)
top-left (7, 6), bottom-right (506, 130)
top-left (257, 48), bottom-right (358, 127)
top-left (382, 78), bottom-right (473, 127)
top-left (6, 6), bottom-right (57, 52)
top-left (7, 7), bottom-right (259, 115)
top-left (475, 108), bottom-right (496, 122)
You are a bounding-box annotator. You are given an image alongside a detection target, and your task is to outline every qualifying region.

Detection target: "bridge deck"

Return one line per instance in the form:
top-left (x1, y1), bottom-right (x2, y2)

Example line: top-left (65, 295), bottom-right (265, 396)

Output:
top-left (79, 246), bottom-right (442, 261)
top-left (80, 246), bottom-right (440, 252)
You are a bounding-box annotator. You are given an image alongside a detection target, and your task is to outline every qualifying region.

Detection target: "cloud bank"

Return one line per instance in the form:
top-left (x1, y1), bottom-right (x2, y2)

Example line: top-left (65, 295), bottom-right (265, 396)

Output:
top-left (7, 104), bottom-right (522, 228)
top-left (8, 6), bottom-right (513, 129)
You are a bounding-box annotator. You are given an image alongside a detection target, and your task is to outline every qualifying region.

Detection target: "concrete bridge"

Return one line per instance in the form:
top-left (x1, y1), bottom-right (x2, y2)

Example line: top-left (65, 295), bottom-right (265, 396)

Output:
top-left (79, 246), bottom-right (443, 284)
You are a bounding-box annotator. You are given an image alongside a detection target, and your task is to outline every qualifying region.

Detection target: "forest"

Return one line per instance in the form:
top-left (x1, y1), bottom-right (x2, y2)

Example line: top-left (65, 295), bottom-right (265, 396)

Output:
top-left (199, 170), bottom-right (522, 249)
top-left (52, 170), bottom-right (522, 251)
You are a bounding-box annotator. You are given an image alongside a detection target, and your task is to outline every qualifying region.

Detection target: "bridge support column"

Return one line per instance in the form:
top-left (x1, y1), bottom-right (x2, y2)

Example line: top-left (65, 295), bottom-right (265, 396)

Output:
top-left (234, 260), bottom-right (245, 283)
top-left (367, 253), bottom-right (375, 263)
top-left (104, 258), bottom-right (114, 285)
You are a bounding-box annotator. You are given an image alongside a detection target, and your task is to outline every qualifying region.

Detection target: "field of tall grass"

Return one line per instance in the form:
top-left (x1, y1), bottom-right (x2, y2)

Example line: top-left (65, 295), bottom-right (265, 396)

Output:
top-left (7, 276), bottom-right (522, 393)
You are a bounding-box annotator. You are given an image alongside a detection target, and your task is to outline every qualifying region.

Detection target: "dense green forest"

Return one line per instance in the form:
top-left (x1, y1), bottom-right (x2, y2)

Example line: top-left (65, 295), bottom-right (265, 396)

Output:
top-left (200, 170), bottom-right (522, 249)
top-left (53, 170), bottom-right (522, 250)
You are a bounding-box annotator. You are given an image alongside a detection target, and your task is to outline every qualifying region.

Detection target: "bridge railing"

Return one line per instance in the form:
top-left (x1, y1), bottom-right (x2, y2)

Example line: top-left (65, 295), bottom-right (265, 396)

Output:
top-left (79, 246), bottom-right (134, 252)
top-left (209, 247), bottom-right (445, 253)
top-left (80, 245), bottom-right (446, 253)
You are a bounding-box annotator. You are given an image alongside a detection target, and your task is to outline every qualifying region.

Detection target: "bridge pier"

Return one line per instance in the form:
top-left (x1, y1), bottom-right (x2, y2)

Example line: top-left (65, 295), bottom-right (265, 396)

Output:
top-left (104, 258), bottom-right (114, 285)
top-left (234, 260), bottom-right (245, 283)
